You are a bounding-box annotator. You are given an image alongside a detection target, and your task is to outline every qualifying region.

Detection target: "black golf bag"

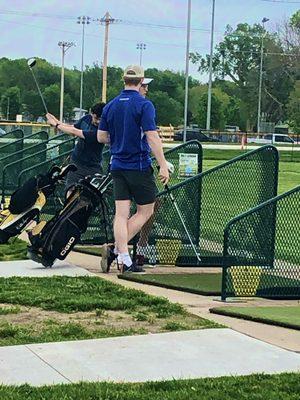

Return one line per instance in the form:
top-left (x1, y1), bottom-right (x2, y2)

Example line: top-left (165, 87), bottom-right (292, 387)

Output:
top-left (0, 164), bottom-right (76, 244)
top-left (27, 174), bottom-right (112, 268)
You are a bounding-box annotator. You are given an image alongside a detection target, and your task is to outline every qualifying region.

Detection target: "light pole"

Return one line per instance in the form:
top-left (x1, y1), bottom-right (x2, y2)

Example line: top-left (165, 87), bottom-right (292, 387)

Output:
top-left (77, 16), bottom-right (91, 118)
top-left (183, 0), bottom-right (191, 143)
top-left (58, 41), bottom-right (75, 121)
top-left (257, 17), bottom-right (269, 134)
top-left (206, 0), bottom-right (216, 132)
top-left (136, 43), bottom-right (146, 66)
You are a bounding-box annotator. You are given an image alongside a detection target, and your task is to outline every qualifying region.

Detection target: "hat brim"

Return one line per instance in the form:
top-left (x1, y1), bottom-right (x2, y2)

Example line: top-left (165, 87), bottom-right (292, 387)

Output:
top-left (142, 78), bottom-right (153, 85)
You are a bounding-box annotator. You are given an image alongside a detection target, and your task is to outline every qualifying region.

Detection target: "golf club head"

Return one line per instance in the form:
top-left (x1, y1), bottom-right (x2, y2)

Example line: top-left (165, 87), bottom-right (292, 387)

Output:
top-left (27, 57), bottom-right (49, 114)
top-left (27, 58), bottom-right (36, 69)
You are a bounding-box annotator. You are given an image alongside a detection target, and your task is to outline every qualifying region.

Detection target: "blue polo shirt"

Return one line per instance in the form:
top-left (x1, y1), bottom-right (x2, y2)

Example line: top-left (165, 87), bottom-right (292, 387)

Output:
top-left (72, 114), bottom-right (104, 168)
top-left (99, 90), bottom-right (156, 170)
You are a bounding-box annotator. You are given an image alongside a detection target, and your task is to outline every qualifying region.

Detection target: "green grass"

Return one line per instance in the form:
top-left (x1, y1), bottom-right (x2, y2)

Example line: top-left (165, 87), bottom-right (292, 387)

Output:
top-left (0, 238), bottom-right (27, 261)
top-left (0, 276), bottom-right (187, 313)
top-left (0, 373), bottom-right (299, 399)
top-left (0, 276), bottom-right (220, 345)
top-left (0, 320), bottom-right (147, 346)
top-left (210, 306), bottom-right (300, 330)
top-left (119, 273), bottom-right (222, 295)
top-left (73, 246), bottom-right (102, 256)
top-left (203, 148), bottom-right (300, 163)
top-left (203, 159), bottom-right (299, 194)
top-left (0, 305), bottom-right (21, 315)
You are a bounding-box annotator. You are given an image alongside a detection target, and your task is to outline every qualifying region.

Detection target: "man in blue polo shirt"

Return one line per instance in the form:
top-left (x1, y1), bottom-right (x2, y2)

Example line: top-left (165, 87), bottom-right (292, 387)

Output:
top-left (98, 65), bottom-right (169, 273)
top-left (46, 103), bottom-right (106, 192)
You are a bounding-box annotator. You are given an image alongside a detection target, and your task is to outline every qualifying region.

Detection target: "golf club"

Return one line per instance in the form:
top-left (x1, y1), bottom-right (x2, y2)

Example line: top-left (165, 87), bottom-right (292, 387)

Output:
top-left (27, 58), bottom-right (48, 114)
top-left (159, 161), bottom-right (202, 263)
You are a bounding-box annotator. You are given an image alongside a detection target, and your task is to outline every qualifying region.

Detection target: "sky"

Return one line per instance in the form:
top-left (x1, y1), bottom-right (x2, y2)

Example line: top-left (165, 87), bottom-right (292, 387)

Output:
top-left (0, 0), bottom-right (299, 82)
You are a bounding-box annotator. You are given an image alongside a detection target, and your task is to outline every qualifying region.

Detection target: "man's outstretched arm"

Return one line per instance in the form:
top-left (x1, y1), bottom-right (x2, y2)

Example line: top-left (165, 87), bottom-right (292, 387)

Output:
top-left (46, 113), bottom-right (84, 139)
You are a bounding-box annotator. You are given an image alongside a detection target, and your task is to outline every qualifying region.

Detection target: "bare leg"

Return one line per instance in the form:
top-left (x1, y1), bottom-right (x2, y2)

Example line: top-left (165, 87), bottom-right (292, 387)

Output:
top-left (127, 203), bottom-right (155, 243)
top-left (114, 200), bottom-right (131, 254)
top-left (137, 200), bottom-right (160, 247)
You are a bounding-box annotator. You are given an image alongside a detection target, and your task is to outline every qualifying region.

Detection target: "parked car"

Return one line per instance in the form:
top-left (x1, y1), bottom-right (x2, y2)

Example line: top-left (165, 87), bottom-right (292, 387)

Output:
top-left (248, 134), bottom-right (295, 145)
top-left (225, 125), bottom-right (240, 132)
top-left (174, 129), bottom-right (219, 142)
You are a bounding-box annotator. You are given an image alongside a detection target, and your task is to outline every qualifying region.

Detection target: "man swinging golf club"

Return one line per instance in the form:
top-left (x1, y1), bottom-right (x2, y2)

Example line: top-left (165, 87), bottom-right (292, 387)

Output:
top-left (97, 65), bottom-right (169, 273)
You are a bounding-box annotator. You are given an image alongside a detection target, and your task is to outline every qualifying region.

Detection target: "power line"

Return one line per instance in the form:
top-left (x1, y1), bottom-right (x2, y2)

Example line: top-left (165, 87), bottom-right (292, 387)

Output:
top-left (0, 9), bottom-right (216, 33)
top-left (0, 9), bottom-right (75, 19)
top-left (0, 17), bottom-right (204, 50)
top-left (261, 0), bottom-right (300, 3)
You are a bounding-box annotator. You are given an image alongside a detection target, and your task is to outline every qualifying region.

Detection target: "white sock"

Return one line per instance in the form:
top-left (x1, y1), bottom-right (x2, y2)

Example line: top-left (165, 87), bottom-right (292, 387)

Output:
top-left (118, 253), bottom-right (132, 267)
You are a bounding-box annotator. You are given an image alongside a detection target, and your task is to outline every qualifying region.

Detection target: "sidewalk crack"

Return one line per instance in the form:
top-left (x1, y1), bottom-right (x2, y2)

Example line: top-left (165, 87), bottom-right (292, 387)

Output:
top-left (25, 345), bottom-right (73, 383)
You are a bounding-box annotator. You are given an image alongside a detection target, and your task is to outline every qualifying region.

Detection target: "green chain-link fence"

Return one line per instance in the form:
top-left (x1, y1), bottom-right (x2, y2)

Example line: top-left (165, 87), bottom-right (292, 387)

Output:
top-left (0, 129), bottom-right (24, 157)
top-left (139, 145), bottom-right (278, 266)
top-left (1, 134), bottom-right (75, 198)
top-left (0, 131), bottom-right (49, 187)
top-left (221, 185), bottom-right (300, 300)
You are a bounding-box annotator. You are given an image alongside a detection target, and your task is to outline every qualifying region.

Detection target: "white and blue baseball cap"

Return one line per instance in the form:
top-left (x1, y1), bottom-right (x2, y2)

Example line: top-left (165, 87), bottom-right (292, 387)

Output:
top-left (142, 78), bottom-right (153, 85)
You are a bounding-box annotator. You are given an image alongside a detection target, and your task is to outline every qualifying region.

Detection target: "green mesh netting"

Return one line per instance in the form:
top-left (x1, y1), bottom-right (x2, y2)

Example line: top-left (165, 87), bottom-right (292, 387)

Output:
top-left (139, 145), bottom-right (278, 266)
top-left (2, 134), bottom-right (75, 196)
top-left (0, 129), bottom-right (24, 157)
top-left (0, 131), bottom-right (49, 187)
top-left (222, 185), bottom-right (300, 300)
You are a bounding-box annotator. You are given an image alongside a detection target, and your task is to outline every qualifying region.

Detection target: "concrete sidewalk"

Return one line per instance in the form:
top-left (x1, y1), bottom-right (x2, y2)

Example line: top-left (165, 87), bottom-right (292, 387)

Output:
top-left (1, 329), bottom-right (300, 386)
top-left (0, 259), bottom-right (94, 277)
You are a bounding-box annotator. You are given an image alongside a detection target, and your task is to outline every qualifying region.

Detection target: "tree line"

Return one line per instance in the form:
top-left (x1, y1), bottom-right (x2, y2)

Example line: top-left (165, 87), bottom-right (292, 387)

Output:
top-left (1, 11), bottom-right (300, 131)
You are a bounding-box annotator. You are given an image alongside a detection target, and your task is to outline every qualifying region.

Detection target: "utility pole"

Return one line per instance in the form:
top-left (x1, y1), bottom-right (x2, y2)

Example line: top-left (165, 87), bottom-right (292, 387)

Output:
top-left (136, 43), bottom-right (146, 66)
top-left (77, 16), bottom-right (91, 118)
top-left (99, 12), bottom-right (117, 103)
top-left (58, 41), bottom-right (75, 121)
top-left (183, 0), bottom-right (192, 143)
top-left (257, 17), bottom-right (269, 134)
top-left (206, 0), bottom-right (216, 132)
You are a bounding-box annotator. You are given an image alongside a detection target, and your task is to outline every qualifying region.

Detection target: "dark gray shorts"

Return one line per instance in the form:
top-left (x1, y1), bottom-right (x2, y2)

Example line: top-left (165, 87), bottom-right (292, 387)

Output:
top-left (111, 168), bottom-right (157, 205)
top-left (65, 161), bottom-right (103, 191)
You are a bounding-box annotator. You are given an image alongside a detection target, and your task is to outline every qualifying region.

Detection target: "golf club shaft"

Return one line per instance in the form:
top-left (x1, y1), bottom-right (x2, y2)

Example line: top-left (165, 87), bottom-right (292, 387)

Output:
top-left (166, 185), bottom-right (202, 262)
top-left (30, 69), bottom-right (48, 114)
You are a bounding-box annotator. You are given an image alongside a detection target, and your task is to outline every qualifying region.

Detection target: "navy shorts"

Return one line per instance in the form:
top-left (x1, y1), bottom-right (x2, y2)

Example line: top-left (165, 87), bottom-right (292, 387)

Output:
top-left (111, 168), bottom-right (157, 205)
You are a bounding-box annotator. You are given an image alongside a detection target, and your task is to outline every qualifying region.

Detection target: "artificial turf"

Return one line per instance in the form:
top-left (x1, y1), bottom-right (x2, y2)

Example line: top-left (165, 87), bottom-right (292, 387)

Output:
top-left (210, 306), bottom-right (300, 330)
top-left (118, 273), bottom-right (222, 295)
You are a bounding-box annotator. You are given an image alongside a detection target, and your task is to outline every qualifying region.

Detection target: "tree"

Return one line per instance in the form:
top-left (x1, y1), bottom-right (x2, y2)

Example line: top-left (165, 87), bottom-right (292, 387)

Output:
top-left (43, 84), bottom-right (61, 117)
top-left (290, 10), bottom-right (300, 30)
top-left (1, 86), bottom-right (21, 119)
top-left (196, 92), bottom-right (224, 130)
top-left (148, 91), bottom-right (183, 126)
top-left (0, 57), bottom-right (201, 124)
top-left (287, 80), bottom-right (300, 132)
top-left (191, 23), bottom-right (293, 128)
